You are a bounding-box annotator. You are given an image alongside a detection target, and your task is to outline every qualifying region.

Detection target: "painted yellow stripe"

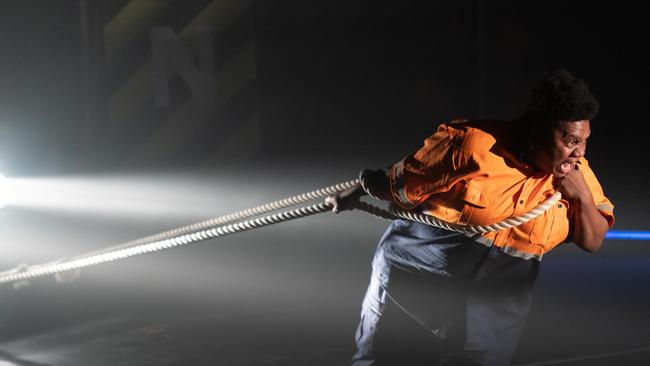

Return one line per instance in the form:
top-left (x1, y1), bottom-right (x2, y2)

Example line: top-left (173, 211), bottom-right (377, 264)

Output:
top-left (124, 43), bottom-right (257, 167)
top-left (104, 0), bottom-right (174, 62)
top-left (109, 0), bottom-right (252, 131)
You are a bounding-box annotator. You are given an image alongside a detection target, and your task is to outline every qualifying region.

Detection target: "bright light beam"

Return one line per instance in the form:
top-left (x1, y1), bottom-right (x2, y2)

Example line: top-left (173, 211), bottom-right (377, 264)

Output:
top-left (0, 173), bottom-right (15, 208)
top-left (4, 175), bottom-right (270, 220)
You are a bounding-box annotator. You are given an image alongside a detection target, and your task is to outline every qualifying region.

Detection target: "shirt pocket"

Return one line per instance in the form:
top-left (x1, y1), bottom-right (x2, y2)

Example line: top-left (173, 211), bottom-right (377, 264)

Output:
top-left (458, 181), bottom-right (490, 224)
top-left (529, 200), bottom-right (570, 250)
top-left (546, 201), bottom-right (571, 249)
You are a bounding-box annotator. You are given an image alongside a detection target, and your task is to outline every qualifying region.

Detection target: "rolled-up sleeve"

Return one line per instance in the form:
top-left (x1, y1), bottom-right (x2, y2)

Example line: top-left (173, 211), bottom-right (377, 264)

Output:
top-left (389, 122), bottom-right (482, 210)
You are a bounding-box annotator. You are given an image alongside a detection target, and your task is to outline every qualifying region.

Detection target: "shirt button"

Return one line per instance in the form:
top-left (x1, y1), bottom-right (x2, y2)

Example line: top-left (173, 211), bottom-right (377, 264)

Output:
top-left (519, 200), bottom-right (524, 204)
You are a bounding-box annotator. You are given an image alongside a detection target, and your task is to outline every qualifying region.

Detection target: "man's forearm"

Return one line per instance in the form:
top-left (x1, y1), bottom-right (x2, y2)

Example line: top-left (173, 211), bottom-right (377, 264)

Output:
top-left (571, 194), bottom-right (609, 253)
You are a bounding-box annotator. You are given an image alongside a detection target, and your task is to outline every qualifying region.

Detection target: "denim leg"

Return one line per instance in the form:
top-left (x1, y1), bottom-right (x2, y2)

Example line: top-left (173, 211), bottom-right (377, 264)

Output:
top-left (440, 247), bottom-right (540, 366)
top-left (351, 242), bottom-right (391, 366)
top-left (351, 220), bottom-right (489, 366)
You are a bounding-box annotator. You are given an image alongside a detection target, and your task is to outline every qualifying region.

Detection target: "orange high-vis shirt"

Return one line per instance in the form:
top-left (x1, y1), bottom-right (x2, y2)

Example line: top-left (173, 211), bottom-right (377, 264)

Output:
top-left (387, 119), bottom-right (614, 261)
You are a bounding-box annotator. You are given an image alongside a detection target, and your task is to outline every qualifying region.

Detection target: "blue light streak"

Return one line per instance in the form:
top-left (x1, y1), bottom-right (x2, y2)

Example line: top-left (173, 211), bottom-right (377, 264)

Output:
top-left (605, 231), bottom-right (650, 240)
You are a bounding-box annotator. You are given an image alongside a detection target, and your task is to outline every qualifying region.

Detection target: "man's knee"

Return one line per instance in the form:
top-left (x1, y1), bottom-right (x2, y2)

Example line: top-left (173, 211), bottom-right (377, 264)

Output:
top-left (371, 241), bottom-right (391, 269)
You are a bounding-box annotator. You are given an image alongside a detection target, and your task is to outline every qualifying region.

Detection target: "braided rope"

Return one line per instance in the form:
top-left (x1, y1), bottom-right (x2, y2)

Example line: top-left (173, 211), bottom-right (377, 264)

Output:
top-left (0, 202), bottom-right (333, 284)
top-left (0, 178), bottom-right (561, 286)
top-left (352, 191), bottom-right (562, 234)
top-left (71, 179), bottom-right (360, 259)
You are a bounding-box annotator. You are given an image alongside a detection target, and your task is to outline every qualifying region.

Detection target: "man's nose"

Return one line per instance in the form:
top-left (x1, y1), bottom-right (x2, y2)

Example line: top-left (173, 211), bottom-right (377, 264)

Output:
top-left (571, 144), bottom-right (586, 158)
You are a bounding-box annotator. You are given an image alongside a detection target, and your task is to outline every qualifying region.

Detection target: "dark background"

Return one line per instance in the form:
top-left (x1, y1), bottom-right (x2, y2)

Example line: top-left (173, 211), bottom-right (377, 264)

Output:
top-left (0, 1), bottom-right (648, 365)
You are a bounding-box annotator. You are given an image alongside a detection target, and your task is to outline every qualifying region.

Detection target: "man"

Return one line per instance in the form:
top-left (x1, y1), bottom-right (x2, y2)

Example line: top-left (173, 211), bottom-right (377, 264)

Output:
top-left (328, 70), bottom-right (614, 365)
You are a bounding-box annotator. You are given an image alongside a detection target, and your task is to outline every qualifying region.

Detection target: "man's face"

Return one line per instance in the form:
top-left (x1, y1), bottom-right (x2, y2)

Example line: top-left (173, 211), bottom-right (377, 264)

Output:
top-left (533, 120), bottom-right (591, 177)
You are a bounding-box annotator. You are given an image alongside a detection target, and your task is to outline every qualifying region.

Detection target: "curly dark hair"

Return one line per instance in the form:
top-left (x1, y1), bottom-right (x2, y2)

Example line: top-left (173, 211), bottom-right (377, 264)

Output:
top-left (523, 69), bottom-right (599, 122)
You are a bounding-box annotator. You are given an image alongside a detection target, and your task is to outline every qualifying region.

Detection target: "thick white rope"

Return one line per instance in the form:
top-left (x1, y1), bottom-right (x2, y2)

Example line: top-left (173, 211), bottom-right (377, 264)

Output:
top-left (77, 179), bottom-right (360, 258)
top-left (0, 202), bottom-right (333, 285)
top-left (0, 179), bottom-right (560, 286)
top-left (353, 191), bottom-right (562, 234)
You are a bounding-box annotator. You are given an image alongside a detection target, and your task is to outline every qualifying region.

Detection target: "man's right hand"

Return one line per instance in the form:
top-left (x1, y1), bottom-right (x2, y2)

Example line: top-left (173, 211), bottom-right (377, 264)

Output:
top-left (325, 183), bottom-right (365, 214)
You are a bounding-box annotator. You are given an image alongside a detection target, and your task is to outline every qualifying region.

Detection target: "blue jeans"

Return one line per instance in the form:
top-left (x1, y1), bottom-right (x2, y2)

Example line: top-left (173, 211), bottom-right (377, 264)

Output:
top-left (351, 219), bottom-right (540, 366)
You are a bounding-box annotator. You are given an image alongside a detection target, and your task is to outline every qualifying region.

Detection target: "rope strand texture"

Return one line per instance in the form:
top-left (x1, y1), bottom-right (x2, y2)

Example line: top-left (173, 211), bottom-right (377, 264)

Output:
top-left (0, 178), bottom-right (560, 285)
top-left (0, 202), bottom-right (333, 284)
top-left (66, 179), bottom-right (360, 259)
top-left (352, 191), bottom-right (562, 234)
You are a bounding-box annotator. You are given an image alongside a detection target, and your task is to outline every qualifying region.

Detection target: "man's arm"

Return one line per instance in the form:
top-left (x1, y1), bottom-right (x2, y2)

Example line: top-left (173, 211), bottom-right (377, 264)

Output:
top-left (558, 167), bottom-right (609, 253)
top-left (359, 167), bottom-right (392, 201)
top-left (328, 121), bottom-right (481, 213)
top-left (570, 191), bottom-right (609, 252)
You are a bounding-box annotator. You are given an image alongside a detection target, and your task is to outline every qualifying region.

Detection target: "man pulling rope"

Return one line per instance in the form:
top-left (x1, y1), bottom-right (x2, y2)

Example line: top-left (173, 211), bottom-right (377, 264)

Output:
top-left (328, 69), bottom-right (614, 366)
